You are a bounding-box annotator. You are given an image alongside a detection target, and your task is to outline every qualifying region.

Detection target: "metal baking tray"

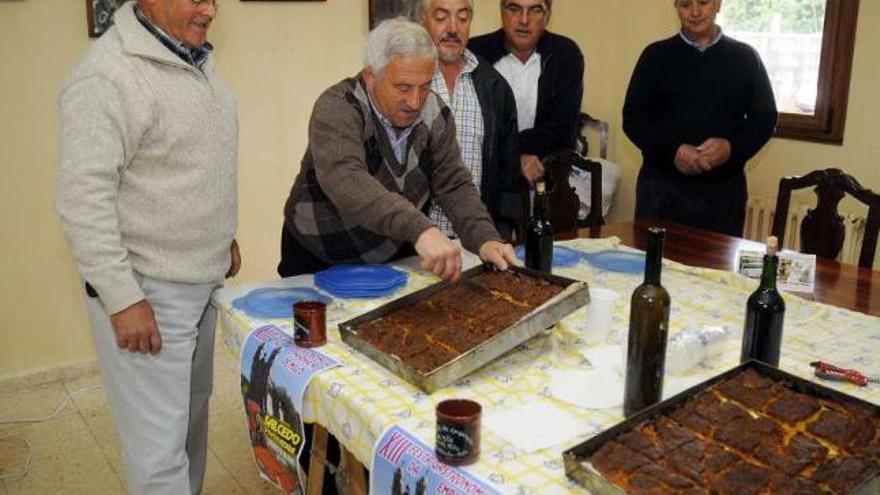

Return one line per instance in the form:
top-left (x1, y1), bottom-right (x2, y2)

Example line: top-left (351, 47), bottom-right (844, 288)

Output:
top-left (338, 264), bottom-right (589, 393)
top-left (563, 360), bottom-right (880, 495)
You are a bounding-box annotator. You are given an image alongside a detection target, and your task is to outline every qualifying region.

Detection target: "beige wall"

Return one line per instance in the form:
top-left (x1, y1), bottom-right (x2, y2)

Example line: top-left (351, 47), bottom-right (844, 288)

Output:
top-left (1, 1), bottom-right (877, 377)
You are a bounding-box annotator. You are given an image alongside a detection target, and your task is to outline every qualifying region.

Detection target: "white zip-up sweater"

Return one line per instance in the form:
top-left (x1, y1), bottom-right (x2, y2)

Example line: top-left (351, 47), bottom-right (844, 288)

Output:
top-left (56, 2), bottom-right (238, 314)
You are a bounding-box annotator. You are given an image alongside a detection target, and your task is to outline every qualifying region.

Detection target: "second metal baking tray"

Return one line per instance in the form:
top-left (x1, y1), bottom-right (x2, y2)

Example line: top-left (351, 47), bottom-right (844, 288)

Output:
top-left (339, 264), bottom-right (590, 393)
top-left (562, 360), bottom-right (880, 495)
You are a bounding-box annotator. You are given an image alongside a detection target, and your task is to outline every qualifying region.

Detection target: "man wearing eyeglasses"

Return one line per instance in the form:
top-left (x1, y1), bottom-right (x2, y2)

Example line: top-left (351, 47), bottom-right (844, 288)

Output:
top-left (56, 1), bottom-right (237, 493)
top-left (415, 0), bottom-right (521, 240)
top-left (469, 0), bottom-right (584, 184)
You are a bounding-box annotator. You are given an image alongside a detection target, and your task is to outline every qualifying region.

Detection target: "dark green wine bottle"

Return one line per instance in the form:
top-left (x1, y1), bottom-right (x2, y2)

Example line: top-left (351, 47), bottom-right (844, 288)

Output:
top-left (525, 181), bottom-right (553, 273)
top-left (741, 237), bottom-right (786, 366)
top-left (623, 228), bottom-right (671, 417)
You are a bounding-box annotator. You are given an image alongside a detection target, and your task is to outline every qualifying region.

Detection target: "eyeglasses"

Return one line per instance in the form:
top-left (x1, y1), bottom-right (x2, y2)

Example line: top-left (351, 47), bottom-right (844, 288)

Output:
top-left (189, 0), bottom-right (219, 6)
top-left (503, 3), bottom-right (547, 17)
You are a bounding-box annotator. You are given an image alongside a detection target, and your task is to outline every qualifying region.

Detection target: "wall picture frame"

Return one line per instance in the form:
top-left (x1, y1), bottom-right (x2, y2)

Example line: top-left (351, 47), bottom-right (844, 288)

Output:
top-left (87, 0), bottom-right (124, 38)
top-left (369, 0), bottom-right (410, 29)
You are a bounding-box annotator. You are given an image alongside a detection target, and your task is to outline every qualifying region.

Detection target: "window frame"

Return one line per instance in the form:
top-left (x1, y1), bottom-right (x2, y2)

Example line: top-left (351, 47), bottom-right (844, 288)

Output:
top-left (773, 0), bottom-right (860, 145)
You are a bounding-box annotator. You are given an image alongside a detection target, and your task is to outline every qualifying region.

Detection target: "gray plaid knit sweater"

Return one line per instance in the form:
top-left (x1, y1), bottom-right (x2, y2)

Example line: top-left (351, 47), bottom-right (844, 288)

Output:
top-left (283, 76), bottom-right (500, 264)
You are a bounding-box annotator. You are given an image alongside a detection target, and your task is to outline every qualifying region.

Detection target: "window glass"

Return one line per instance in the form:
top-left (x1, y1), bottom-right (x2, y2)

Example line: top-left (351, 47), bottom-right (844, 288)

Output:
top-left (719, 0), bottom-right (826, 115)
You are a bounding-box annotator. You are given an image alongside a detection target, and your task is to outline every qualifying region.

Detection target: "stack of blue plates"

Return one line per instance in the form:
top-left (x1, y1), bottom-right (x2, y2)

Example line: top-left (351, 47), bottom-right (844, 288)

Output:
top-left (514, 245), bottom-right (584, 267)
top-left (314, 264), bottom-right (408, 298)
top-left (232, 287), bottom-right (331, 319)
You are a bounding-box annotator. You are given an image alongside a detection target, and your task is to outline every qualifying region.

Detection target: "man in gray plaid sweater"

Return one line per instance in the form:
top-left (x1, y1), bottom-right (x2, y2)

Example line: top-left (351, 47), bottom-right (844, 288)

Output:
top-left (280, 18), bottom-right (517, 281)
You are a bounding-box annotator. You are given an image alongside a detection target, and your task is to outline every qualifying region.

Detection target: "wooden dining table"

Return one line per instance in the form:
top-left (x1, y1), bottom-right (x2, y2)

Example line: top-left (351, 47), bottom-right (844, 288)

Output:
top-left (573, 220), bottom-right (880, 317)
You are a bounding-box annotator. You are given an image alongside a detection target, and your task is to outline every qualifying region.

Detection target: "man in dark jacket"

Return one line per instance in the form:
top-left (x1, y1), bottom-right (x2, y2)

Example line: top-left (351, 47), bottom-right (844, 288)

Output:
top-left (623, 0), bottom-right (777, 236)
top-left (469, 0), bottom-right (584, 184)
top-left (416, 0), bottom-right (521, 239)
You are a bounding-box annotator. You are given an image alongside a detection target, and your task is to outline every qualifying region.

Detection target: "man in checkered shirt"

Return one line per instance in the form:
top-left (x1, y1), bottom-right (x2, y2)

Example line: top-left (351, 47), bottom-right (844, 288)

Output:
top-left (416, 0), bottom-right (521, 241)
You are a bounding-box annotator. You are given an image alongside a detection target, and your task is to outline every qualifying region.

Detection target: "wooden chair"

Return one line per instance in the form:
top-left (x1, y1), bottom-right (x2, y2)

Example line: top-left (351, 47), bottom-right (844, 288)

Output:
top-left (517, 113), bottom-right (609, 238)
top-left (576, 112), bottom-right (610, 159)
top-left (771, 168), bottom-right (880, 268)
top-left (541, 149), bottom-right (604, 232)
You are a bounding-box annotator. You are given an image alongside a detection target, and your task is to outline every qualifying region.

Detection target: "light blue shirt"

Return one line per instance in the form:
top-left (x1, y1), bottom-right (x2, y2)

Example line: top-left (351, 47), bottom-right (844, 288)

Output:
top-left (679, 27), bottom-right (724, 52)
top-left (367, 92), bottom-right (423, 164)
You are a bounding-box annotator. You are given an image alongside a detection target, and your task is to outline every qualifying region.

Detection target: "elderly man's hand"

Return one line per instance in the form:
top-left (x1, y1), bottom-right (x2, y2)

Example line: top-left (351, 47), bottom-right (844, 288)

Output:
top-left (697, 138), bottom-right (731, 168)
top-left (478, 241), bottom-right (519, 271)
top-left (674, 144), bottom-right (712, 175)
top-left (415, 227), bottom-right (463, 281)
top-left (110, 300), bottom-right (162, 355)
top-left (520, 154), bottom-right (544, 183)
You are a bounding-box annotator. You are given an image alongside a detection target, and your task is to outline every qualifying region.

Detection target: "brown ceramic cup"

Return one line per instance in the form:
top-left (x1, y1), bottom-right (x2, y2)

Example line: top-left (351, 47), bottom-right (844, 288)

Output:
top-left (293, 301), bottom-right (327, 347)
top-left (435, 399), bottom-right (481, 465)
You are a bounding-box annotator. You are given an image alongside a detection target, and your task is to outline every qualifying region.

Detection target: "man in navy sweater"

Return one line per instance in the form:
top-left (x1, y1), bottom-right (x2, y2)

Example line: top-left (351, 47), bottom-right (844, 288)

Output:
top-left (623, 0), bottom-right (777, 236)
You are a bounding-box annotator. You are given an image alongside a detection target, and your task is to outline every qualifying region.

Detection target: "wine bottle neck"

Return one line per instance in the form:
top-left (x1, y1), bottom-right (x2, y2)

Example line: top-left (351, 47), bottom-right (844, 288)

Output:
top-left (644, 235), bottom-right (664, 284)
top-left (533, 191), bottom-right (547, 220)
top-left (760, 254), bottom-right (779, 289)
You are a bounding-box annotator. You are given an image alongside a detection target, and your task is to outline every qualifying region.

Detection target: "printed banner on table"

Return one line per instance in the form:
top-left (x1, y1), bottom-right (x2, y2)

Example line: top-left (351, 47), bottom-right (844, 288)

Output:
top-left (240, 324), bottom-right (340, 495)
top-left (371, 425), bottom-right (501, 495)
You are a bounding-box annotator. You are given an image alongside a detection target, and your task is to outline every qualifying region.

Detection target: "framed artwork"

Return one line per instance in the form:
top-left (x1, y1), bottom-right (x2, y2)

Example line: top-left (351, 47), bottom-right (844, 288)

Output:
top-left (369, 0), bottom-right (410, 29)
top-left (86, 0), bottom-right (123, 38)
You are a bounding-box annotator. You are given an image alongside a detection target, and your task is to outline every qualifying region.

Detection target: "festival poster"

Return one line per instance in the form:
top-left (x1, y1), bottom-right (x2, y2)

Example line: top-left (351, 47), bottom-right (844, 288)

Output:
top-left (371, 425), bottom-right (501, 495)
top-left (240, 325), bottom-right (340, 494)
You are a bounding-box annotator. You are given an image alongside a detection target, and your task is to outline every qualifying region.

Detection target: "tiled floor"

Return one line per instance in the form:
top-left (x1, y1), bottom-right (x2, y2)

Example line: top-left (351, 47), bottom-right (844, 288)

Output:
top-left (0, 347), bottom-right (281, 494)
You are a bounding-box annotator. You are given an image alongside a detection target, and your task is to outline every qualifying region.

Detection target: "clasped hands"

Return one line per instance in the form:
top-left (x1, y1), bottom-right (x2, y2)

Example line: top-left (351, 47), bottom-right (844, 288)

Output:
top-left (674, 138), bottom-right (731, 176)
top-left (415, 227), bottom-right (519, 282)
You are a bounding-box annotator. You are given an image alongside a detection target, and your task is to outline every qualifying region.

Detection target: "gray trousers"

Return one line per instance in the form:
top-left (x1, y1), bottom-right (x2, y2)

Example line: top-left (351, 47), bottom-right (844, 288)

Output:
top-left (85, 274), bottom-right (219, 495)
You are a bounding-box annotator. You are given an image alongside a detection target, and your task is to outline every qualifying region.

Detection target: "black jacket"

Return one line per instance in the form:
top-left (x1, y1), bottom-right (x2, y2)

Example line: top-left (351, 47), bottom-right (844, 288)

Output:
top-left (469, 29), bottom-right (585, 159)
top-left (470, 57), bottom-right (521, 237)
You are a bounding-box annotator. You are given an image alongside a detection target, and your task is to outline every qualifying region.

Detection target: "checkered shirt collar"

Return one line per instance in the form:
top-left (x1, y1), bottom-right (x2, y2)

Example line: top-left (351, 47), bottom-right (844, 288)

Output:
top-left (460, 49), bottom-right (479, 74)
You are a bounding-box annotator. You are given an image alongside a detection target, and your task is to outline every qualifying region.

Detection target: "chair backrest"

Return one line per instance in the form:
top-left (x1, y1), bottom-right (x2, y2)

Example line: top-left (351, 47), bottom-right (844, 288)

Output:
top-left (771, 168), bottom-right (880, 268)
top-left (576, 112), bottom-right (609, 159)
top-left (540, 150), bottom-right (604, 232)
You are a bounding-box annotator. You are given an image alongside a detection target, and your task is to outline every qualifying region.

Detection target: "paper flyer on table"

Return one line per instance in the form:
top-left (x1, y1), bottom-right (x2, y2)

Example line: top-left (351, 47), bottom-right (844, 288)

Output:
top-left (240, 324), bottom-right (340, 495)
top-left (737, 249), bottom-right (816, 293)
top-left (371, 424), bottom-right (501, 495)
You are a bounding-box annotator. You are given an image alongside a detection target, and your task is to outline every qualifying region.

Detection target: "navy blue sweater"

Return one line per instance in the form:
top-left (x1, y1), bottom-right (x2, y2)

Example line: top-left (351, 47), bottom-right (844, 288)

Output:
top-left (623, 34), bottom-right (777, 181)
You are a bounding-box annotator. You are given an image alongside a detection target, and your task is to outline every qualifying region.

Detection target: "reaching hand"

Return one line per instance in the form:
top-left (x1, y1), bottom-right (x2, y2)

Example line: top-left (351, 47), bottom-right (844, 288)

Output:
top-left (226, 238), bottom-right (241, 278)
top-left (109, 300), bottom-right (161, 355)
top-left (697, 138), bottom-right (732, 168)
top-left (414, 227), bottom-right (463, 281)
top-left (478, 241), bottom-right (519, 271)
top-left (520, 154), bottom-right (545, 183)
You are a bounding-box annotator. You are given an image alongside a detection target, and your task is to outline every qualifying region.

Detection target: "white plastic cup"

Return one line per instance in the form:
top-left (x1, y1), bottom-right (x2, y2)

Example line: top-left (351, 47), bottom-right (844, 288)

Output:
top-left (584, 288), bottom-right (620, 345)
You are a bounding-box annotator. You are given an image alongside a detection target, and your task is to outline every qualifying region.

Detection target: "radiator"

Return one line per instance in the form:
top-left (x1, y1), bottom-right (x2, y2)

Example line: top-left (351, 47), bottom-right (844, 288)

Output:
top-left (743, 196), bottom-right (868, 265)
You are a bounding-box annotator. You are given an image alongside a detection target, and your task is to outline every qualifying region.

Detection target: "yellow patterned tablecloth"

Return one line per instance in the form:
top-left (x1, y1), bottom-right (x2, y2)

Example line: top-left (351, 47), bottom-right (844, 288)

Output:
top-left (212, 237), bottom-right (880, 494)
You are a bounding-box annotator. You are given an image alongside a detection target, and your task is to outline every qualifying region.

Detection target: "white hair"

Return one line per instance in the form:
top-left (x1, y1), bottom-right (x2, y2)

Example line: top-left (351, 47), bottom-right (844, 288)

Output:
top-left (363, 17), bottom-right (438, 76)
top-left (413, 0), bottom-right (475, 20)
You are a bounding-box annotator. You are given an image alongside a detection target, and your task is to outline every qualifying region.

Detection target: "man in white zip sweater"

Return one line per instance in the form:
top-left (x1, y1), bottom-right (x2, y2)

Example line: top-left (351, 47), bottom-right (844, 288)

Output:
top-left (56, 1), bottom-right (238, 493)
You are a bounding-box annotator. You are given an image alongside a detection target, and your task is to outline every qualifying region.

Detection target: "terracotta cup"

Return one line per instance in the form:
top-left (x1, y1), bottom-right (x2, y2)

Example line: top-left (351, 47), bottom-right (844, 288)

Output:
top-left (435, 399), bottom-right (481, 465)
top-left (293, 301), bottom-right (327, 347)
